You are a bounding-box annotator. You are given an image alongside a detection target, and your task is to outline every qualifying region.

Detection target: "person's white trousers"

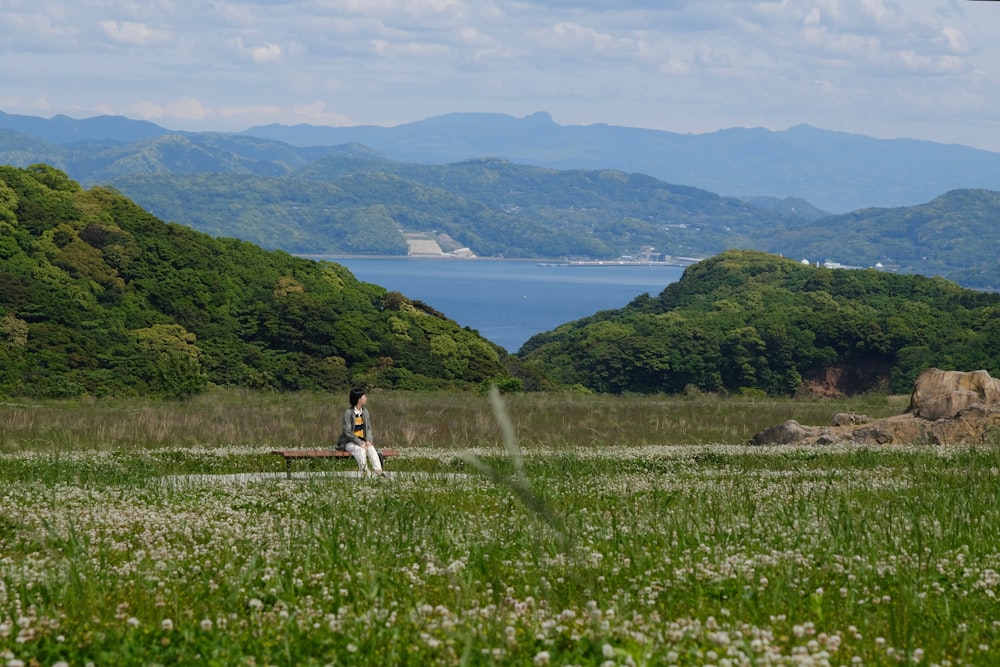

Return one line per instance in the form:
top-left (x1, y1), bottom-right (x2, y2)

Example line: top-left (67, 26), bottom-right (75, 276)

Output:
top-left (344, 442), bottom-right (383, 474)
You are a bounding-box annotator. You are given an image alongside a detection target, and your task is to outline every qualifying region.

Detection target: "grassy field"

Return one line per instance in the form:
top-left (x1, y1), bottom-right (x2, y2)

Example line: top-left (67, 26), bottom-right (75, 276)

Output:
top-left (1, 388), bottom-right (999, 665)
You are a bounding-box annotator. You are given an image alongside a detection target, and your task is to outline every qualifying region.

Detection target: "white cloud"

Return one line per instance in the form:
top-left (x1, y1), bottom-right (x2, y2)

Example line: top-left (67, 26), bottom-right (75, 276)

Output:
top-left (897, 50), bottom-right (966, 75)
top-left (370, 39), bottom-right (449, 58)
top-left (290, 101), bottom-right (354, 126)
top-left (231, 36), bottom-right (284, 63)
top-left (0, 0), bottom-right (998, 151)
top-left (0, 95), bottom-right (53, 114)
top-left (0, 7), bottom-right (78, 47)
top-left (130, 97), bottom-right (209, 123)
top-left (99, 20), bottom-right (173, 46)
top-left (455, 24), bottom-right (496, 49)
top-left (658, 58), bottom-right (692, 77)
top-left (332, 0), bottom-right (461, 16)
top-left (127, 95), bottom-right (337, 129)
top-left (939, 25), bottom-right (969, 54)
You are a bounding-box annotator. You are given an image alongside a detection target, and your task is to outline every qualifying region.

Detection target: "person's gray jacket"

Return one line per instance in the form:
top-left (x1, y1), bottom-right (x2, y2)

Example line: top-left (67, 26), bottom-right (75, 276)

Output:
top-left (336, 407), bottom-right (372, 450)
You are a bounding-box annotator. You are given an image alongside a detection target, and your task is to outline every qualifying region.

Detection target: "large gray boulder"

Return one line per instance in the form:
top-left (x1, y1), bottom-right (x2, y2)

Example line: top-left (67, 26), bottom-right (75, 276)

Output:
top-left (908, 368), bottom-right (1000, 420)
top-left (751, 420), bottom-right (816, 445)
top-left (752, 369), bottom-right (1000, 446)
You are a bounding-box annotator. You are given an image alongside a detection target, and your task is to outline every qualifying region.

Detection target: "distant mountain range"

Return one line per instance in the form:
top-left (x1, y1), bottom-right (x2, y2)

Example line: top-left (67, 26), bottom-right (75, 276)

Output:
top-left (2, 109), bottom-right (999, 290)
top-left (3, 109), bottom-right (1000, 212)
top-left (241, 112), bottom-right (1000, 213)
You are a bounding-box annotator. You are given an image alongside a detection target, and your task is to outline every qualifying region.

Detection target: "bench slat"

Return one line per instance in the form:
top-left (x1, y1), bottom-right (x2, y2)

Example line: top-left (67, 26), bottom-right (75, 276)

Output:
top-left (271, 448), bottom-right (398, 477)
top-left (271, 449), bottom-right (350, 459)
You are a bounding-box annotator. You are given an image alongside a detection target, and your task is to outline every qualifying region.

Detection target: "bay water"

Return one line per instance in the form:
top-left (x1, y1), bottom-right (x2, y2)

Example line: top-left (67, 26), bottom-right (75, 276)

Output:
top-left (330, 258), bottom-right (685, 352)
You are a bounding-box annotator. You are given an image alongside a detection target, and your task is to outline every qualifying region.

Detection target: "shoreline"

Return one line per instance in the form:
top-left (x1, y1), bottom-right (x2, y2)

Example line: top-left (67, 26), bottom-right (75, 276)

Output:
top-left (298, 254), bottom-right (527, 261)
top-left (298, 254), bottom-right (700, 266)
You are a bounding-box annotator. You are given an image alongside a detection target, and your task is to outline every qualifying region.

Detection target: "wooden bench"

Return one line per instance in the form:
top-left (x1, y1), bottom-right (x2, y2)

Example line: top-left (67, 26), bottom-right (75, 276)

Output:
top-left (271, 448), bottom-right (399, 478)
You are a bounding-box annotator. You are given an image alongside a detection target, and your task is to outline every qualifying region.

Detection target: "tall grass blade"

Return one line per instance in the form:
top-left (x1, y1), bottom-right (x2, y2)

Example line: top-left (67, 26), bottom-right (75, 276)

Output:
top-left (462, 386), bottom-right (568, 548)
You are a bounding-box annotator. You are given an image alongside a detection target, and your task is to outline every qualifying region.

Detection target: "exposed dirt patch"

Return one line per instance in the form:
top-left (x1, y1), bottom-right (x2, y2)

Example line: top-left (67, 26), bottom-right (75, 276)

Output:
top-left (800, 358), bottom-right (892, 397)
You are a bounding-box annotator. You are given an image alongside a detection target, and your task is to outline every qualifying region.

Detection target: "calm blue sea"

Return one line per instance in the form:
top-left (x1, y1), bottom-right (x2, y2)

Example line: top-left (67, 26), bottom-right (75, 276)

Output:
top-left (329, 258), bottom-right (685, 352)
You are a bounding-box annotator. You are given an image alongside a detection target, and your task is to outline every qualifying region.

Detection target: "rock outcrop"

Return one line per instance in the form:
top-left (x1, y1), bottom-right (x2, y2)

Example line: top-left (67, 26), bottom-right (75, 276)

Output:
top-left (908, 368), bottom-right (1000, 420)
top-left (752, 368), bottom-right (1000, 446)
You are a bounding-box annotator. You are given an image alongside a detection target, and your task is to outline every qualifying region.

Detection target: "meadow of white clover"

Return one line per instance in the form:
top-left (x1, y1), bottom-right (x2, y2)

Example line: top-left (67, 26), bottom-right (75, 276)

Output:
top-left (0, 392), bottom-right (1000, 667)
top-left (2, 390), bottom-right (1000, 665)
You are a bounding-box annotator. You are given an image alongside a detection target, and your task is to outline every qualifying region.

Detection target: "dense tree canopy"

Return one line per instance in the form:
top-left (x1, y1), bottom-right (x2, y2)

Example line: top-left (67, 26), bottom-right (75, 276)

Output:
top-left (3, 125), bottom-right (999, 289)
top-left (517, 250), bottom-right (1000, 396)
top-left (3, 165), bottom-right (997, 400)
top-left (109, 160), bottom-right (1000, 290)
top-left (0, 165), bottom-right (522, 398)
top-left (109, 157), bottom-right (815, 261)
top-left (762, 189), bottom-right (1000, 291)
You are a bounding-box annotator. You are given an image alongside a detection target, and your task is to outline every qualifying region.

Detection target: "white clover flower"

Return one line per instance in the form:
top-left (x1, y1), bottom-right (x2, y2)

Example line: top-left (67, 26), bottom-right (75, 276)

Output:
top-left (532, 650), bottom-right (550, 666)
top-left (200, 618), bottom-right (213, 631)
top-left (710, 631), bottom-right (732, 646)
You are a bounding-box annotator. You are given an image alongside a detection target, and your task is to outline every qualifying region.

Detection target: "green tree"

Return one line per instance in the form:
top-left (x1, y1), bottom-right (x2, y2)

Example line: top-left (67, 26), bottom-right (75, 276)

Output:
top-left (133, 324), bottom-right (207, 398)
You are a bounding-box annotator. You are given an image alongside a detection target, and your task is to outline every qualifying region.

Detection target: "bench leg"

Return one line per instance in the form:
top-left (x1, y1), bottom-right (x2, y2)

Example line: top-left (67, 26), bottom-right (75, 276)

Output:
top-left (285, 457), bottom-right (292, 479)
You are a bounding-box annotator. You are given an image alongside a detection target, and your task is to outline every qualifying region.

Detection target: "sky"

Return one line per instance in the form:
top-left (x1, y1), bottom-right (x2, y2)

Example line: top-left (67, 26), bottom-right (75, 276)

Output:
top-left (2, 0), bottom-right (999, 151)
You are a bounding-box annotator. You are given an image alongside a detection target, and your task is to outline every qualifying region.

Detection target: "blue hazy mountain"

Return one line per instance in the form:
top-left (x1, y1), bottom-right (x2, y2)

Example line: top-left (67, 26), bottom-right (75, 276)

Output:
top-left (241, 111), bottom-right (1000, 212)
top-left (0, 110), bottom-right (171, 144)
top-left (4, 109), bottom-right (1000, 212)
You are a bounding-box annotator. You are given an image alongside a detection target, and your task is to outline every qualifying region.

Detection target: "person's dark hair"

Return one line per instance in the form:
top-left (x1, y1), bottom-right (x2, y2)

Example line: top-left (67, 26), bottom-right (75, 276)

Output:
top-left (349, 388), bottom-right (366, 407)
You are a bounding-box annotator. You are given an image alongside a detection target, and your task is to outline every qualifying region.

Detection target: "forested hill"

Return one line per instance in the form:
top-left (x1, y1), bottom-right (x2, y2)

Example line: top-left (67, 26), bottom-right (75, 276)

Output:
top-left (517, 250), bottom-right (1000, 396)
top-left (4, 123), bottom-right (1000, 289)
top-left (0, 165), bottom-right (521, 399)
top-left (107, 157), bottom-right (819, 261)
top-left (109, 161), bottom-right (1000, 291)
top-left (760, 189), bottom-right (1000, 291)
